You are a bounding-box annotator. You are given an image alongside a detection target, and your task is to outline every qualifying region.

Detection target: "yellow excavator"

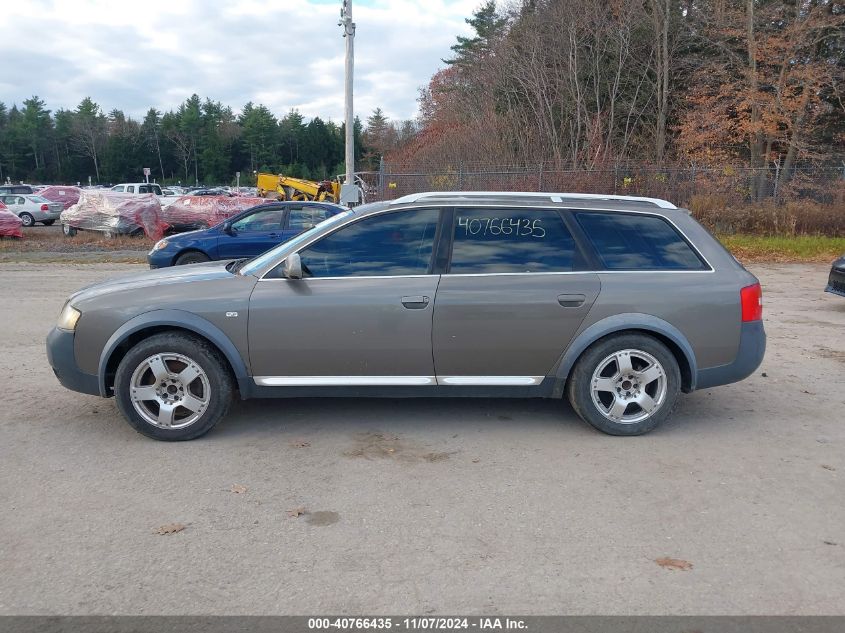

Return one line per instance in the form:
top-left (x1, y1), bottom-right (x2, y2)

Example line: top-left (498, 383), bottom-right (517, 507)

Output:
top-left (256, 173), bottom-right (341, 203)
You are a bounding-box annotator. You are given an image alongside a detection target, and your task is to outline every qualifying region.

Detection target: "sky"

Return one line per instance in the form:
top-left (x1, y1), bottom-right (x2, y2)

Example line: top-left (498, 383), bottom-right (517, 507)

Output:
top-left (0, 0), bottom-right (479, 123)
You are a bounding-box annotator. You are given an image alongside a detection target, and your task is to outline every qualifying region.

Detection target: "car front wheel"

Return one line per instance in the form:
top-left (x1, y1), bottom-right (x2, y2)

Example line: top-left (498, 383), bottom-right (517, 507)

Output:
top-left (566, 333), bottom-right (681, 435)
top-left (114, 332), bottom-right (233, 441)
top-left (175, 251), bottom-right (211, 265)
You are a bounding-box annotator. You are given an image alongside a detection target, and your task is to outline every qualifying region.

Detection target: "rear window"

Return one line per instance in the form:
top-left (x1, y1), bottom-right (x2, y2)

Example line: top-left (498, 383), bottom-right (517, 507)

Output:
top-left (575, 212), bottom-right (706, 271)
top-left (449, 208), bottom-right (581, 274)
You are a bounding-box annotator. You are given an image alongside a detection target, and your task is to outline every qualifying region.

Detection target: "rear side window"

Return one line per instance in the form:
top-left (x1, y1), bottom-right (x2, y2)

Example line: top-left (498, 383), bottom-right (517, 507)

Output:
top-left (449, 208), bottom-right (579, 274)
top-left (288, 206), bottom-right (331, 231)
top-left (575, 212), bottom-right (706, 270)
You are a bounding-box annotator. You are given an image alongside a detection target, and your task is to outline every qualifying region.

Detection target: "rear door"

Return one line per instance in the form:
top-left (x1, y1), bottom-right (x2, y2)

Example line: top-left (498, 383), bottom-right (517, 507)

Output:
top-left (432, 207), bottom-right (600, 385)
top-left (282, 204), bottom-right (334, 241)
top-left (217, 206), bottom-right (286, 259)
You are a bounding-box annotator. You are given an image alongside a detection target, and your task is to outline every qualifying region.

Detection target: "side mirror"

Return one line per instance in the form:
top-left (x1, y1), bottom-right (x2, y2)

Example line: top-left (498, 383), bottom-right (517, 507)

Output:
top-left (223, 222), bottom-right (235, 236)
top-left (284, 253), bottom-right (303, 279)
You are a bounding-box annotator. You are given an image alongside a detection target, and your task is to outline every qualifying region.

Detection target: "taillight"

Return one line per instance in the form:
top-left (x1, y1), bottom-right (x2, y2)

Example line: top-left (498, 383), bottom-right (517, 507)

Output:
top-left (41, 204), bottom-right (49, 211)
top-left (740, 283), bottom-right (763, 322)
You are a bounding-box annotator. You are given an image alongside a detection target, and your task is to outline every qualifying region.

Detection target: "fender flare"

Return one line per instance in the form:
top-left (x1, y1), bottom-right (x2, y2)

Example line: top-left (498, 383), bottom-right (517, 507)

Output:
top-left (97, 309), bottom-right (251, 396)
top-left (553, 313), bottom-right (698, 392)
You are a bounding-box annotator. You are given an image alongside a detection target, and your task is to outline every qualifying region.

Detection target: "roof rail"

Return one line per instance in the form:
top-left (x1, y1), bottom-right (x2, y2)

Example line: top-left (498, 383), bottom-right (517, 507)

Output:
top-left (389, 191), bottom-right (677, 209)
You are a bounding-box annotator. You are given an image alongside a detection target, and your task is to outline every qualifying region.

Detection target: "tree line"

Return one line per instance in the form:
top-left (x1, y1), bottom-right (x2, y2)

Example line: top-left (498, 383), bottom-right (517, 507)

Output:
top-left (0, 95), bottom-right (408, 186)
top-left (390, 0), bottom-right (844, 199)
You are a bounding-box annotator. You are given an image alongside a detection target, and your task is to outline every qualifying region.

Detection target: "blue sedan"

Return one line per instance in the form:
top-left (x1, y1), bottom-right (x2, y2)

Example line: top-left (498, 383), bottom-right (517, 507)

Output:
top-left (147, 201), bottom-right (346, 268)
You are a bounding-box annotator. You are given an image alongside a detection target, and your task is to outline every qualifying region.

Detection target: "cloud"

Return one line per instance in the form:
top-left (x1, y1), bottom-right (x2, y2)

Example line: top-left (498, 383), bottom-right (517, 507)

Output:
top-left (0, 0), bottom-right (476, 123)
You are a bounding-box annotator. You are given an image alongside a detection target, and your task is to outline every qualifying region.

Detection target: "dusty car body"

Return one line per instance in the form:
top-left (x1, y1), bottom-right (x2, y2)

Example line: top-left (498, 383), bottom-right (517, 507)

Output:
top-left (47, 192), bottom-right (765, 440)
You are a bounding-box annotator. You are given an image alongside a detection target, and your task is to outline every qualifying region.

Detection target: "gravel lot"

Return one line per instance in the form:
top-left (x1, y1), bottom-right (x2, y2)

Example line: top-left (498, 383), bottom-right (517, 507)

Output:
top-left (0, 262), bottom-right (843, 615)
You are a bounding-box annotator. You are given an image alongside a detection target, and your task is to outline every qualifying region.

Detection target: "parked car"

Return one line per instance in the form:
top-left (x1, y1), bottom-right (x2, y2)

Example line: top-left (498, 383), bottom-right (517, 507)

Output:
top-left (37, 185), bottom-right (82, 210)
top-left (61, 190), bottom-right (164, 239)
top-left (148, 201), bottom-right (345, 267)
top-left (0, 184), bottom-right (35, 195)
top-left (0, 194), bottom-right (63, 226)
top-left (825, 255), bottom-right (845, 297)
top-left (0, 205), bottom-right (24, 238)
top-left (111, 183), bottom-right (163, 195)
top-left (47, 191), bottom-right (766, 441)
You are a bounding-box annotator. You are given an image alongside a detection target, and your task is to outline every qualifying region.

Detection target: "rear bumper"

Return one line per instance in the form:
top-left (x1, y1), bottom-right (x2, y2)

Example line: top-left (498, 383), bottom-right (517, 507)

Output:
top-left (695, 320), bottom-right (766, 390)
top-left (46, 327), bottom-right (101, 396)
top-left (825, 265), bottom-right (845, 297)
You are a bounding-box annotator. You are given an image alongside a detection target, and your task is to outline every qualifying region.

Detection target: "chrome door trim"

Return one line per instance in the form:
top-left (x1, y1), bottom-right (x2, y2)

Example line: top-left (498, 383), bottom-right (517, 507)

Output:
top-left (437, 376), bottom-right (544, 386)
top-left (254, 375), bottom-right (437, 386)
top-left (252, 375), bottom-right (545, 387)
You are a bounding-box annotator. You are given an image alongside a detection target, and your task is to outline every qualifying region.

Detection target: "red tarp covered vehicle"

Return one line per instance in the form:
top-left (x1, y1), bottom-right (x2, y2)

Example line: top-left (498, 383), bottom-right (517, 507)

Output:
top-left (0, 205), bottom-right (24, 238)
top-left (61, 190), bottom-right (166, 240)
top-left (160, 195), bottom-right (269, 231)
top-left (38, 185), bottom-right (82, 210)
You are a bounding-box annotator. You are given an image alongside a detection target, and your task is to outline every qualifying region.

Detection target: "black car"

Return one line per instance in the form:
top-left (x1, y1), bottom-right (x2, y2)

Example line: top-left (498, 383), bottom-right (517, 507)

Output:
top-left (826, 255), bottom-right (845, 297)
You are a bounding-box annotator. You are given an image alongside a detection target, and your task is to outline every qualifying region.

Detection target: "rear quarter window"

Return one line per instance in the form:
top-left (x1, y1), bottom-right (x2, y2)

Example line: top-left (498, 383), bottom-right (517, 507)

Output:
top-left (575, 211), bottom-right (707, 271)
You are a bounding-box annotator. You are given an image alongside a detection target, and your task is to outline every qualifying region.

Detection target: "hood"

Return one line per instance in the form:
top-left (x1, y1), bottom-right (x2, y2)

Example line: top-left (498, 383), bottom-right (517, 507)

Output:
top-left (69, 260), bottom-right (238, 304)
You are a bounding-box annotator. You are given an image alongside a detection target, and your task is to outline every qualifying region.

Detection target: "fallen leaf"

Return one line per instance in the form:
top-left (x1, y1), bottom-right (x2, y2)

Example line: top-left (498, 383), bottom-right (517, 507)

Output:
top-left (230, 484), bottom-right (248, 494)
top-left (761, 372), bottom-right (768, 378)
top-left (287, 507), bottom-right (307, 518)
top-left (154, 523), bottom-right (185, 535)
top-left (821, 464), bottom-right (836, 471)
top-left (290, 440), bottom-right (311, 449)
top-left (823, 540), bottom-right (838, 546)
top-left (655, 557), bottom-right (693, 571)
top-left (472, 458), bottom-right (481, 463)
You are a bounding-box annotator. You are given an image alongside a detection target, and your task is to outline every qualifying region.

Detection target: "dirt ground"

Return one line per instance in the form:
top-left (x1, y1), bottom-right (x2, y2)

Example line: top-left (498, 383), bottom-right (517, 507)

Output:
top-left (0, 262), bottom-right (843, 615)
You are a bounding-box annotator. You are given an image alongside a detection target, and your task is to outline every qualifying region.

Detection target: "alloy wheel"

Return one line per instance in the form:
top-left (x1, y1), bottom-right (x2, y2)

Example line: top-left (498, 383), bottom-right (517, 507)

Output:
top-left (589, 349), bottom-right (667, 424)
top-left (129, 353), bottom-right (210, 429)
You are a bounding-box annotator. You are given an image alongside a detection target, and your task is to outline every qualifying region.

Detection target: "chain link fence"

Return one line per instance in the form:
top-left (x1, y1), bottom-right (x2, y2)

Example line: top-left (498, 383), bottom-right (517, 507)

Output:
top-left (359, 161), bottom-right (845, 207)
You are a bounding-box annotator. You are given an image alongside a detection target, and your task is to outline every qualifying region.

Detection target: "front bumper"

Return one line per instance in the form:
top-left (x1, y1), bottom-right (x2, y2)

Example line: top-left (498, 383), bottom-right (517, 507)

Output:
top-left (46, 327), bottom-right (101, 396)
top-left (824, 264), bottom-right (845, 297)
top-left (695, 320), bottom-right (766, 390)
top-left (147, 250), bottom-right (174, 269)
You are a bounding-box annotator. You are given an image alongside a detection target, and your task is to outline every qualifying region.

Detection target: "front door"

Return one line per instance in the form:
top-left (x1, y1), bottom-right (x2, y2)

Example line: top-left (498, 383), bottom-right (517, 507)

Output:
top-left (218, 206), bottom-right (286, 259)
top-left (247, 208), bottom-right (442, 384)
top-left (432, 207), bottom-right (600, 385)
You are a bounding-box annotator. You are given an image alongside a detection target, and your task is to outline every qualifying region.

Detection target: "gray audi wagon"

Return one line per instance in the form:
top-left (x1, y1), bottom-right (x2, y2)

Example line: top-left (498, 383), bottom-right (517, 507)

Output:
top-left (47, 192), bottom-right (765, 440)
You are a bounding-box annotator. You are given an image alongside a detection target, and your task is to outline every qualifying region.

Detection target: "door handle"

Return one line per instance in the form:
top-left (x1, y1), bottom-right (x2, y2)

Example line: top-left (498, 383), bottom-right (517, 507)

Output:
top-left (558, 294), bottom-right (586, 308)
top-left (401, 295), bottom-right (430, 309)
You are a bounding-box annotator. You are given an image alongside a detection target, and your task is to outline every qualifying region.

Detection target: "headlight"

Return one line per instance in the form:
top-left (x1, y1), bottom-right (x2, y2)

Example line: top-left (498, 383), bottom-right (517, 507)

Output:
top-left (57, 303), bottom-right (81, 331)
top-left (152, 239), bottom-right (169, 251)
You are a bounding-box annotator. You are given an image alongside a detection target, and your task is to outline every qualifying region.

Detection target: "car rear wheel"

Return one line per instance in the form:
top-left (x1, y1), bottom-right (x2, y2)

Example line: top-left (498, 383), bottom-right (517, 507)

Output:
top-left (19, 213), bottom-right (34, 227)
top-left (114, 332), bottom-right (233, 441)
top-left (175, 251), bottom-right (211, 266)
top-left (566, 333), bottom-right (680, 436)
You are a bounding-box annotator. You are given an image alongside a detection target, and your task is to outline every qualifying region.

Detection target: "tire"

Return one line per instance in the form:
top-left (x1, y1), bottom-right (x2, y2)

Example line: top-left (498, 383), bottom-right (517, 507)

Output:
top-left (175, 251), bottom-right (211, 266)
top-left (42, 219), bottom-right (55, 226)
top-left (19, 213), bottom-right (34, 227)
top-left (62, 224), bottom-right (77, 237)
top-left (114, 332), bottom-right (233, 441)
top-left (566, 333), bottom-right (681, 436)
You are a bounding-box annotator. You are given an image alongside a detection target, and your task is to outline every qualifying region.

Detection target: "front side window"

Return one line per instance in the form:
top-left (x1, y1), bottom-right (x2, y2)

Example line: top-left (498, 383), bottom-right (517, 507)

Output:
top-left (575, 212), bottom-right (706, 270)
top-left (449, 208), bottom-right (580, 274)
top-left (231, 208), bottom-right (284, 232)
top-left (288, 206), bottom-right (331, 231)
top-left (299, 209), bottom-right (440, 278)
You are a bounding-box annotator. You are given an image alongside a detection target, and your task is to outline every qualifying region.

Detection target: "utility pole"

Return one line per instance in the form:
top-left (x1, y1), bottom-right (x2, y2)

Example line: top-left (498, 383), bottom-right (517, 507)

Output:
top-left (339, 0), bottom-right (360, 205)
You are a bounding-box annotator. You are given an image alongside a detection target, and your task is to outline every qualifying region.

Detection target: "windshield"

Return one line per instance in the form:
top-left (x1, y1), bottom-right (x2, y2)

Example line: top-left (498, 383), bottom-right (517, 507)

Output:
top-left (29, 196), bottom-right (48, 203)
top-left (239, 210), bottom-right (352, 276)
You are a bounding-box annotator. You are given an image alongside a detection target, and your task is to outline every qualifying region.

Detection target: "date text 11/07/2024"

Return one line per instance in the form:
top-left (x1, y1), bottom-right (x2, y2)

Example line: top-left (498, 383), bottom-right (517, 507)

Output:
top-left (307, 617), bottom-right (528, 630)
